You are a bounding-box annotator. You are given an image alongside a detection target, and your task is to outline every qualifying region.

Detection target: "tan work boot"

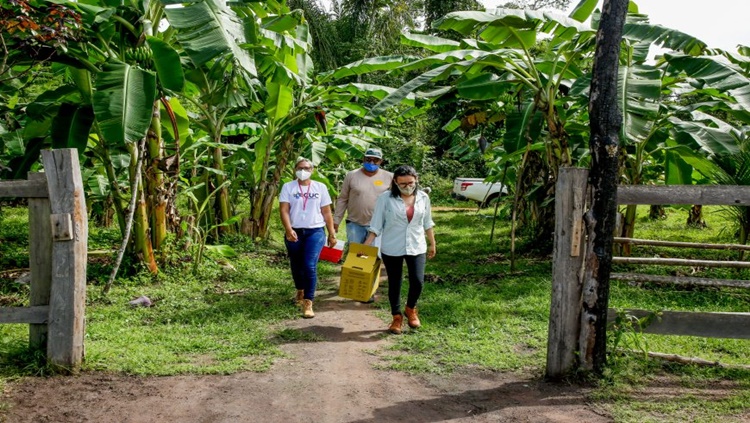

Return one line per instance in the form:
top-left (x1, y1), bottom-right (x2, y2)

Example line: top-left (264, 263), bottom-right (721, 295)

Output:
top-left (295, 289), bottom-right (304, 306)
top-left (302, 299), bottom-right (315, 318)
top-left (388, 314), bottom-right (403, 334)
top-left (404, 306), bottom-right (421, 328)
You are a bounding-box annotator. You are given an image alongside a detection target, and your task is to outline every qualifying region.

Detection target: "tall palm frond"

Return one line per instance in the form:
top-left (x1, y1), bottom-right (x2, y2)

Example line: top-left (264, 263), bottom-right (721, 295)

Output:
top-left (288, 0), bottom-right (339, 71)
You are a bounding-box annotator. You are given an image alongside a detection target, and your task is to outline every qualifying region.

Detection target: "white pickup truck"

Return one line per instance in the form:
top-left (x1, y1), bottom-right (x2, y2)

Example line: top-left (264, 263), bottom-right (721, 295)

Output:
top-left (451, 178), bottom-right (507, 206)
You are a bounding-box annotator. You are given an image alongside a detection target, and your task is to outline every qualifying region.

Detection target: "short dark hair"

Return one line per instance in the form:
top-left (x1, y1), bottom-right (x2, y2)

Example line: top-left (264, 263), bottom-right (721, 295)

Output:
top-left (390, 165), bottom-right (419, 197)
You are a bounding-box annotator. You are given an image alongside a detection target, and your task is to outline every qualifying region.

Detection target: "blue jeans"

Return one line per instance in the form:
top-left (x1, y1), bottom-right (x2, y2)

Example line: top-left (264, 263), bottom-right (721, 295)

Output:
top-left (285, 227), bottom-right (325, 301)
top-left (381, 253), bottom-right (426, 316)
top-left (346, 221), bottom-right (381, 251)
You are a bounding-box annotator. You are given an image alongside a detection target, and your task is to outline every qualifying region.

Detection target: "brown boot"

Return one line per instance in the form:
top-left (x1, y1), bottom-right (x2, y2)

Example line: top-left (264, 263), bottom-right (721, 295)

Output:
top-left (404, 306), bottom-right (421, 328)
top-left (295, 289), bottom-right (304, 306)
top-left (388, 314), bottom-right (403, 334)
top-left (302, 299), bottom-right (315, 318)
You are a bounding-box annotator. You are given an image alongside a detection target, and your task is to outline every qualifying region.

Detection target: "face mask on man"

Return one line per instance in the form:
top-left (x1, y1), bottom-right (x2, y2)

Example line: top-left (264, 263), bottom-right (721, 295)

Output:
top-left (398, 185), bottom-right (416, 195)
top-left (363, 162), bottom-right (379, 172)
top-left (296, 169), bottom-right (312, 181)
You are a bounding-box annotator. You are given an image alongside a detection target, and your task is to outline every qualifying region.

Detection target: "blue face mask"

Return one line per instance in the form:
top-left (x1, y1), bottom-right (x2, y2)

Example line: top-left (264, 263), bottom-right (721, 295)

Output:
top-left (363, 162), bottom-right (379, 172)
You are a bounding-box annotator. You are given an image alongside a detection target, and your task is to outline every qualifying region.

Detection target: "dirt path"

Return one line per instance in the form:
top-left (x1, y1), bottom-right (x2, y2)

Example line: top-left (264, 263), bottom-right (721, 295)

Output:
top-left (2, 278), bottom-right (611, 423)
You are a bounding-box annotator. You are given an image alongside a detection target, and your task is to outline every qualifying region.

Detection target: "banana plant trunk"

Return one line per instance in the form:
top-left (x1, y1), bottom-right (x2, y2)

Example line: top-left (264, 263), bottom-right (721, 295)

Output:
top-left (649, 204), bottom-right (665, 219)
top-left (244, 133), bottom-right (294, 239)
top-left (621, 204), bottom-right (638, 256)
top-left (98, 145), bottom-right (127, 236)
top-left (686, 204), bottom-right (706, 228)
top-left (213, 146), bottom-right (233, 235)
top-left (740, 207), bottom-right (750, 261)
top-left (129, 142), bottom-right (158, 274)
top-left (146, 101), bottom-right (168, 252)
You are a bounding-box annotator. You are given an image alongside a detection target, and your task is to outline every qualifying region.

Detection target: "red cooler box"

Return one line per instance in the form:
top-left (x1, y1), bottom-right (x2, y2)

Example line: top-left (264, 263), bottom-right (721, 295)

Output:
top-left (319, 239), bottom-right (345, 263)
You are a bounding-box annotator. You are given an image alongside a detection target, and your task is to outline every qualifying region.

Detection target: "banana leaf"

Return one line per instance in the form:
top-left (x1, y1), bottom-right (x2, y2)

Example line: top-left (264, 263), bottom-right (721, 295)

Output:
top-left (265, 82), bottom-right (294, 122)
top-left (400, 32), bottom-right (460, 53)
top-left (93, 62), bottom-right (156, 146)
top-left (147, 37), bottom-right (185, 93)
top-left (51, 104), bottom-right (94, 152)
top-left (666, 53), bottom-right (750, 112)
top-left (160, 0), bottom-right (256, 76)
top-left (322, 55), bottom-right (415, 82)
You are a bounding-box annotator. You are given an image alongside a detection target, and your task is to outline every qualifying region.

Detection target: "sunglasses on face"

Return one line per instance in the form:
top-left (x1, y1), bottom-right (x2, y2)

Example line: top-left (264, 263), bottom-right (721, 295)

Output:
top-left (364, 157), bottom-right (381, 163)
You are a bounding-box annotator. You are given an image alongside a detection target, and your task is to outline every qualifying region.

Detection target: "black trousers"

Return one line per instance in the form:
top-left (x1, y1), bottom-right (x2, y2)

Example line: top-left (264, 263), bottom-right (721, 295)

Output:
top-left (381, 253), bottom-right (426, 316)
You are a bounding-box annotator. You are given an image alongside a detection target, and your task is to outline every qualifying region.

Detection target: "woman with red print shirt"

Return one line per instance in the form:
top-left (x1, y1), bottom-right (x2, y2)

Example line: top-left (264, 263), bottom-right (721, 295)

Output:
top-left (279, 158), bottom-right (337, 318)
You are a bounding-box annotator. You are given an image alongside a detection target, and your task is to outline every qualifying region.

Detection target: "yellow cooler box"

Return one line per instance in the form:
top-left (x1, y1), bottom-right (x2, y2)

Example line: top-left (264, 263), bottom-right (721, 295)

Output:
top-left (339, 243), bottom-right (381, 302)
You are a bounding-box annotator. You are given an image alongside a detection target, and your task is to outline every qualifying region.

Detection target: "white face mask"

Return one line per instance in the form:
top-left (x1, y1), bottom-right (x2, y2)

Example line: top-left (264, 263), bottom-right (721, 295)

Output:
top-left (398, 185), bottom-right (416, 195)
top-left (296, 169), bottom-right (312, 181)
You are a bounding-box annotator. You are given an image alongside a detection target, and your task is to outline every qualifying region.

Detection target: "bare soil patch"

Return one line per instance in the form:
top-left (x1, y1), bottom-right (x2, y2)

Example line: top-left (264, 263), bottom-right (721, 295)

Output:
top-left (2, 278), bottom-right (611, 423)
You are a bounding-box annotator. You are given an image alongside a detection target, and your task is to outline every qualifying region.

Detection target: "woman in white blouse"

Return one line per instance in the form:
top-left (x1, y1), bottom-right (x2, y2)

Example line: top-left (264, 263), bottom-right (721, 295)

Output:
top-left (279, 158), bottom-right (337, 318)
top-left (364, 165), bottom-right (436, 334)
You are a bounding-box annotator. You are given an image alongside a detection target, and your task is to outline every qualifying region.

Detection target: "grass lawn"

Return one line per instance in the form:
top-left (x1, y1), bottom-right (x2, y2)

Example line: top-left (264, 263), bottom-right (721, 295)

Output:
top-left (1, 203), bottom-right (749, 421)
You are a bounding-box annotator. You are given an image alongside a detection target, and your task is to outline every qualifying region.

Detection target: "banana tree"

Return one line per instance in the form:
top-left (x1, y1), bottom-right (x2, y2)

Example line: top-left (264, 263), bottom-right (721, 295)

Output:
top-left (352, 3), bottom-right (602, 245)
top-left (237, 30), bottom-right (396, 239)
top-left (159, 0), bottom-right (267, 237)
top-left (61, 0), bottom-right (191, 272)
top-left (345, 0), bottom-right (733, 247)
top-left (652, 49), bottom-right (750, 235)
top-left (0, 0), bottom-right (162, 271)
top-left (3, 0), bottom-right (194, 273)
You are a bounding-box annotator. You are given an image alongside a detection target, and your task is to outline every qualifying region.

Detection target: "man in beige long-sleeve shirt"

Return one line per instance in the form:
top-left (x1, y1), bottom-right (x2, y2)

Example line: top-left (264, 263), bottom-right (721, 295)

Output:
top-left (334, 148), bottom-right (393, 251)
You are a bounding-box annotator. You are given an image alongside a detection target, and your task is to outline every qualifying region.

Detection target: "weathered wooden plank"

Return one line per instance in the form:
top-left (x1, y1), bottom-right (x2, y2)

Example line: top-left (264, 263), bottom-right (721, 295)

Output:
top-left (0, 306), bottom-right (49, 324)
top-left (617, 185), bottom-right (750, 206)
top-left (570, 186), bottom-right (584, 257)
top-left (547, 167), bottom-right (589, 378)
top-left (607, 309), bottom-right (750, 339)
top-left (51, 213), bottom-right (74, 241)
top-left (614, 237), bottom-right (750, 251)
top-left (611, 272), bottom-right (750, 289)
top-left (42, 149), bottom-right (87, 369)
top-left (613, 256), bottom-right (750, 268)
top-left (28, 172), bottom-right (52, 349)
top-left (0, 178), bottom-right (48, 198)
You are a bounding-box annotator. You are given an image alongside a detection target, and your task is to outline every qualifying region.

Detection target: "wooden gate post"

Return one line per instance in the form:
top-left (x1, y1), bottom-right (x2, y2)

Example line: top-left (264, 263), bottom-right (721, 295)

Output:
top-left (41, 149), bottom-right (87, 369)
top-left (28, 172), bottom-right (52, 349)
top-left (546, 167), bottom-right (588, 378)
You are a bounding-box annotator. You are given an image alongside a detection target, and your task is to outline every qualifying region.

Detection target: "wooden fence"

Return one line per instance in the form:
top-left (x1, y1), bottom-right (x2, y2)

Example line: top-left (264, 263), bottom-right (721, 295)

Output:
top-left (547, 167), bottom-right (750, 378)
top-left (0, 149), bottom-right (87, 369)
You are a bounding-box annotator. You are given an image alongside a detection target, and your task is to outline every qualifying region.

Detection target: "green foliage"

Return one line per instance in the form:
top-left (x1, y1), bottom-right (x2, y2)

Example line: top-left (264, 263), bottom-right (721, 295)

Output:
top-left (0, 208), bottom-right (29, 270)
top-left (181, 180), bottom-right (238, 271)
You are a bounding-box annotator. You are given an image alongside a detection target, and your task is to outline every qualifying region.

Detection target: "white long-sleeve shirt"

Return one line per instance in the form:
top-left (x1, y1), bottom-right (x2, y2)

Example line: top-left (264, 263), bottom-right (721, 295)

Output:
top-left (367, 190), bottom-right (434, 256)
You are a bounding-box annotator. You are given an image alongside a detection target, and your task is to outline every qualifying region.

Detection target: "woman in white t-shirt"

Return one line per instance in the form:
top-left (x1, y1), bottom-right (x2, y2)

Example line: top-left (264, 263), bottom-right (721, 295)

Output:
top-left (279, 158), bottom-right (337, 318)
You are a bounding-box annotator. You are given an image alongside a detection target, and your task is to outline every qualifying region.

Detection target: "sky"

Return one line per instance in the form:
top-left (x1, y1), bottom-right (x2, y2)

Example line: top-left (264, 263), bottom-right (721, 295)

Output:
top-left (479, 0), bottom-right (749, 52)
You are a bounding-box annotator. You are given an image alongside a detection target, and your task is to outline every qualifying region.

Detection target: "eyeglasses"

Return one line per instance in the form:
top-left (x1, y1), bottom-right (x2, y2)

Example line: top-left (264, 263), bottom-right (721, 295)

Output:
top-left (364, 157), bottom-right (381, 163)
top-left (296, 166), bottom-right (312, 171)
top-left (397, 182), bottom-right (416, 189)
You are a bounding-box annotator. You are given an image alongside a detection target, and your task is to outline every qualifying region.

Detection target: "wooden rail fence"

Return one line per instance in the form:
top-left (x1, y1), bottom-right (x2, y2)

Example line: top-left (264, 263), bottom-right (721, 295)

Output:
top-left (0, 149), bottom-right (87, 369)
top-left (547, 167), bottom-right (750, 378)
